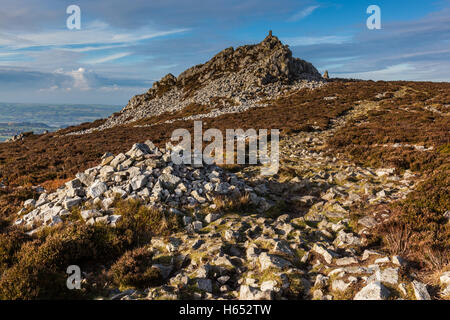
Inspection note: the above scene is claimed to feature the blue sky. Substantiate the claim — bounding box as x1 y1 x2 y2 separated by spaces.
0 0 449 104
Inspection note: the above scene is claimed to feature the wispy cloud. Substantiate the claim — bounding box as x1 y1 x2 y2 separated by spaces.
59 44 130 53
282 35 352 46
337 64 416 81
0 22 190 50
0 0 448 104
84 52 133 65
288 5 319 22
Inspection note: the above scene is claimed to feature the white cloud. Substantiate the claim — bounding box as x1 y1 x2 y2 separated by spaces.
54 67 92 91
288 5 319 22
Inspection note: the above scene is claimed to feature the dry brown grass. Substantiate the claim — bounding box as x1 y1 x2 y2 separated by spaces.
211 193 253 214
380 220 413 256
40 178 72 193
325 81 449 280
0 79 448 296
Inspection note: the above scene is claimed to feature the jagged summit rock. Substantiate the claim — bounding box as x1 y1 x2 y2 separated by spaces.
150 31 320 95
75 33 323 133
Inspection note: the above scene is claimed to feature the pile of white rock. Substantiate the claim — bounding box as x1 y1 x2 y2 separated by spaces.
15 140 269 234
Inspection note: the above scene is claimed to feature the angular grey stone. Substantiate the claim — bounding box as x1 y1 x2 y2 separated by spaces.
24 199 36 208
131 174 148 191
108 215 122 227
197 278 213 293
362 250 381 260
153 264 173 279
224 229 239 241
63 197 82 210
158 173 181 190
260 280 277 292
258 252 292 271
99 166 115 177
126 143 151 158
192 221 203 232
273 240 294 257
76 172 95 187
312 244 335 264
87 181 107 198
314 274 329 288
369 268 399 285
215 182 230 194
205 213 221 224
65 178 82 190
80 209 102 220
412 280 431 300
95 215 109 224
354 282 390 300
334 230 361 247
440 271 450 286
191 190 206 203
392 255 406 266
110 153 127 168
358 216 378 228
332 280 351 292
374 257 390 264
239 285 272 300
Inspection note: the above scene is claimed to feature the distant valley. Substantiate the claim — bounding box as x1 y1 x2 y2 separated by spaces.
0 102 122 141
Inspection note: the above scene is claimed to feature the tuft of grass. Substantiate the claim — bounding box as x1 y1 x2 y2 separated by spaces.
0 223 128 299
114 199 181 246
109 246 163 290
211 193 254 214
0 230 31 273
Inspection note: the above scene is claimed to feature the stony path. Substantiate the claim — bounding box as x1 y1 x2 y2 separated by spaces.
105 99 436 301
18 95 441 300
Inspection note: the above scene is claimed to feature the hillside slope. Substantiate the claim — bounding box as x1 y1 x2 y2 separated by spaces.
0 35 448 300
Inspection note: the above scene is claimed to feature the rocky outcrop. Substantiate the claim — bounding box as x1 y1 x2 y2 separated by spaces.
172 32 320 90
73 33 323 134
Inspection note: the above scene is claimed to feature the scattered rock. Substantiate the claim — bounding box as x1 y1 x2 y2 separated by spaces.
258 252 292 271
412 280 431 300
354 282 390 300
239 285 272 300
